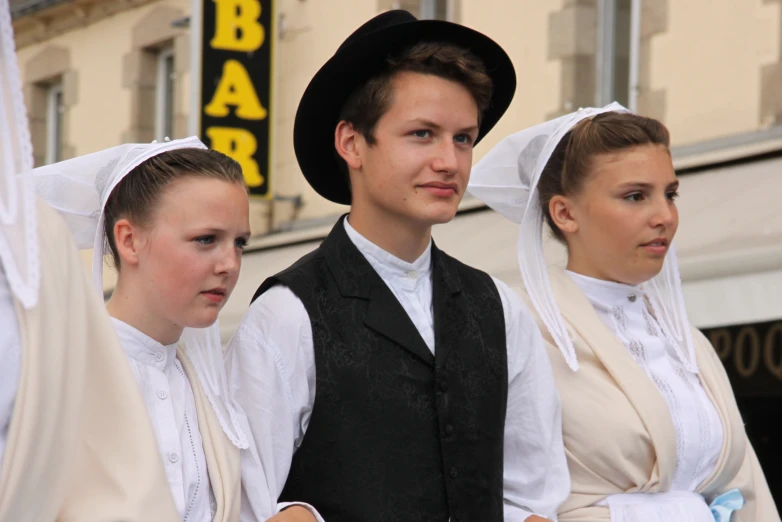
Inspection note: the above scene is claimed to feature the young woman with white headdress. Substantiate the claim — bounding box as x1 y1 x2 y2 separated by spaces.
468 103 779 522
0 0 180 520
30 139 322 522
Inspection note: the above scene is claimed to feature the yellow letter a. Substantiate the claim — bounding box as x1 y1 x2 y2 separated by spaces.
204 60 268 120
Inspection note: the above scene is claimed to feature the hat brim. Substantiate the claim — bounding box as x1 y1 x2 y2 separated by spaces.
293 19 517 205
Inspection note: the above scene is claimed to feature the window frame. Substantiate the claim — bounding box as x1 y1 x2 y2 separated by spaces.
596 0 641 110
392 0 451 21
45 82 63 164
155 46 175 141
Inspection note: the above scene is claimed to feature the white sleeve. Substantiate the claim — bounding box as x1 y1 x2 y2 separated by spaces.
225 285 324 522
494 278 570 522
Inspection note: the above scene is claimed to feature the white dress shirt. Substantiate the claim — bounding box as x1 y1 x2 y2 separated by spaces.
566 271 724 519
0 267 21 475
227 219 570 522
112 318 216 522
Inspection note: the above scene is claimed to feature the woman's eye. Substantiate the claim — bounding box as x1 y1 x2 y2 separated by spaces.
235 238 249 250
412 129 431 138
195 235 215 245
667 190 680 201
624 193 644 202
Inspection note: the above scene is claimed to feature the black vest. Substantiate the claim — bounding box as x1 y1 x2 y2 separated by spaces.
253 217 508 522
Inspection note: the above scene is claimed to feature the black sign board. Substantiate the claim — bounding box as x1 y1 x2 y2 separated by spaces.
200 0 275 198
701 319 782 396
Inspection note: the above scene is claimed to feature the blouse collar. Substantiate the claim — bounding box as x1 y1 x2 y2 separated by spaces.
111 317 179 371
565 270 643 313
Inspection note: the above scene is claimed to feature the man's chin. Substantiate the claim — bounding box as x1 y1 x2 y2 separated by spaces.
429 212 457 225
419 201 460 225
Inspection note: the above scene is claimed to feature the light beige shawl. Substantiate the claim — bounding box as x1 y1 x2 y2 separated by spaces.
523 268 779 522
0 201 181 522
178 347 242 522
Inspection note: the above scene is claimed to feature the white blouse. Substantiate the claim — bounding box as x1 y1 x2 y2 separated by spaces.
566 271 724 493
112 318 215 522
0 267 21 474
227 218 570 522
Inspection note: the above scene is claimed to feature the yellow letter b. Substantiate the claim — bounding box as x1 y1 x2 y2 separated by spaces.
210 0 264 52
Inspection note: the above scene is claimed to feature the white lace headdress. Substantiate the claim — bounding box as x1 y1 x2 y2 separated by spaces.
0 0 39 309
468 103 698 373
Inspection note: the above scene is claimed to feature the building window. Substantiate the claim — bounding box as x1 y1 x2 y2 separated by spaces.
596 0 640 110
155 46 175 141
394 0 449 20
45 82 63 164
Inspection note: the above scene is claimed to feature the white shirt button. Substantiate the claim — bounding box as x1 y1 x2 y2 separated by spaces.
406 270 417 279
168 452 179 463
157 390 168 400
628 294 637 303
154 351 164 362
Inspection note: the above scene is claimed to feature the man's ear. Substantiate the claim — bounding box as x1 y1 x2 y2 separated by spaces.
335 120 362 171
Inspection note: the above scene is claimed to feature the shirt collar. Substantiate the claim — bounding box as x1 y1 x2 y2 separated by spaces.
111 317 179 371
343 217 432 283
565 270 642 312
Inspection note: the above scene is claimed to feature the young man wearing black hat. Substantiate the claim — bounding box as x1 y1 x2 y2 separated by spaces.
227 10 569 522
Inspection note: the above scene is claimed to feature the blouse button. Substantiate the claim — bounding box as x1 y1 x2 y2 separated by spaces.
157 390 168 400
154 352 165 362
168 452 179 463
628 294 637 303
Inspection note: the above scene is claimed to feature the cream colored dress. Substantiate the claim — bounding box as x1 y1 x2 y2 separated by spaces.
0 201 181 522
521 267 779 522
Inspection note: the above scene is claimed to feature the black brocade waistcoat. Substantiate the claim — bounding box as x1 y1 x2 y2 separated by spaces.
252 217 508 522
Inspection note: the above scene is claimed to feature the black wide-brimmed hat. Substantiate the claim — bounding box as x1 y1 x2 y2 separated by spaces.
293 10 517 205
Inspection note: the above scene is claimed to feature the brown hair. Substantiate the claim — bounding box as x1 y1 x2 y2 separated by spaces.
340 41 493 143
537 111 671 242
336 41 493 185
103 148 244 269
